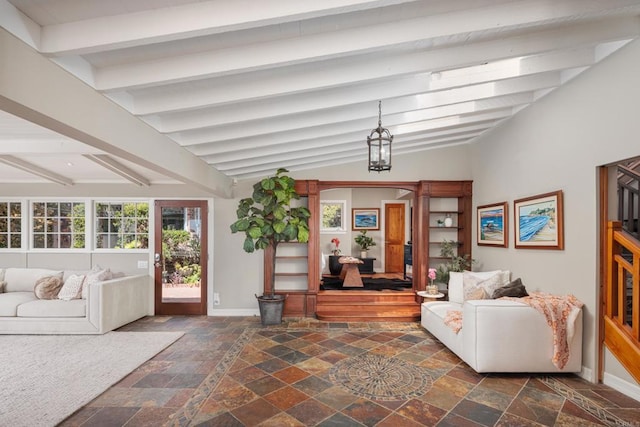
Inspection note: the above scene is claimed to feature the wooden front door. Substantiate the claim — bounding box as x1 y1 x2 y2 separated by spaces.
154 200 208 315
385 203 405 273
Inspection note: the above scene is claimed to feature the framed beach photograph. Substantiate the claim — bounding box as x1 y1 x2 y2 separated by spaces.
477 202 508 247
352 208 380 230
514 190 564 250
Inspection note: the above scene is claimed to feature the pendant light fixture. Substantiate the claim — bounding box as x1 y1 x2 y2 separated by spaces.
367 100 393 172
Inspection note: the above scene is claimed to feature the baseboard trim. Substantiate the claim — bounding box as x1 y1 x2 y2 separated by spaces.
207 308 260 317
603 372 640 401
578 366 593 382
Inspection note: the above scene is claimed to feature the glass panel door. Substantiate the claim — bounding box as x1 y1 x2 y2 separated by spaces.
154 200 207 315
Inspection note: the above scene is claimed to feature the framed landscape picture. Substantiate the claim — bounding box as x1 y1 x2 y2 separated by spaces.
352 208 380 230
477 202 508 247
320 200 346 233
514 190 564 250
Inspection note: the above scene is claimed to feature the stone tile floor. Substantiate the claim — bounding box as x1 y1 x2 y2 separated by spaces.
60 316 640 426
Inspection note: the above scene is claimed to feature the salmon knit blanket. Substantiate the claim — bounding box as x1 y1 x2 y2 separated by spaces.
443 292 583 369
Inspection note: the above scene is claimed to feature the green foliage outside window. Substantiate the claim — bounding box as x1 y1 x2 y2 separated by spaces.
0 202 21 249
95 202 149 249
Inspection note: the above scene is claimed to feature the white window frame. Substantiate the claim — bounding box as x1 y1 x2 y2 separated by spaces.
93 200 150 252
0 199 26 251
29 199 90 252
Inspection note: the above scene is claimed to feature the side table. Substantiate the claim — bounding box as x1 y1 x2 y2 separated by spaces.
416 290 448 302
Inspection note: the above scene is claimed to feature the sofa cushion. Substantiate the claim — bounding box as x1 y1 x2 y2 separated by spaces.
0 292 38 316
492 278 529 298
34 276 64 299
462 272 504 301
17 299 86 318
4 268 64 293
58 274 85 301
449 270 510 304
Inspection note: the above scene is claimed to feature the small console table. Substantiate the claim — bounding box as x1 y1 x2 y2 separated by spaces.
357 257 376 274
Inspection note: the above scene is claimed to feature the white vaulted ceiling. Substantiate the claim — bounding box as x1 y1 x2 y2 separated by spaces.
1 0 640 193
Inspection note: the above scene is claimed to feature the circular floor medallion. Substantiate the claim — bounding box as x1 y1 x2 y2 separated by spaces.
329 353 432 401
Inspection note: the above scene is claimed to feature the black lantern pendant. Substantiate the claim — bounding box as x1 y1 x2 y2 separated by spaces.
367 100 393 172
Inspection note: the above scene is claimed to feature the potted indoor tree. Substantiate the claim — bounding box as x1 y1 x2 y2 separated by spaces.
230 168 310 325
354 230 376 258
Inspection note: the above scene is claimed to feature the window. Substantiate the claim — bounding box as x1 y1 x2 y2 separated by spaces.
0 201 22 249
32 201 86 249
95 202 149 249
320 200 346 233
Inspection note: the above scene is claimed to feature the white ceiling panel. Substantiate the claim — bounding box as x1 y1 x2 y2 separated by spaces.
1 0 640 186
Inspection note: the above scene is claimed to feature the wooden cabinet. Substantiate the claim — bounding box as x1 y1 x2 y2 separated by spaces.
416 180 472 292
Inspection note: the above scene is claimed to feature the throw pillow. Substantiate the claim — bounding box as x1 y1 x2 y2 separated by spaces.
58 274 86 301
0 268 5 281
34 275 64 299
0 280 6 293
82 268 112 299
492 278 529 298
462 271 503 301
448 272 465 304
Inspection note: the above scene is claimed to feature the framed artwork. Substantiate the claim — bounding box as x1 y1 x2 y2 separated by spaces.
477 202 508 247
352 208 380 230
320 200 346 233
514 190 564 250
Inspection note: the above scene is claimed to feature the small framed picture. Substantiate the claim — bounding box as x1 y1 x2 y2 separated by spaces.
352 208 380 230
320 200 346 233
514 190 564 250
477 202 508 247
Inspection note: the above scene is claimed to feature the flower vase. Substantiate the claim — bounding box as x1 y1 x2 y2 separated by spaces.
444 214 453 227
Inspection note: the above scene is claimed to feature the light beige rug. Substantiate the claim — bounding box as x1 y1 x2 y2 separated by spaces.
0 331 183 427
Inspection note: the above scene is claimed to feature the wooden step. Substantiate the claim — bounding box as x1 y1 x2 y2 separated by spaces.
316 290 420 322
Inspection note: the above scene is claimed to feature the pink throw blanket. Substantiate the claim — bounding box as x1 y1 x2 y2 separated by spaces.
502 292 583 369
444 310 463 334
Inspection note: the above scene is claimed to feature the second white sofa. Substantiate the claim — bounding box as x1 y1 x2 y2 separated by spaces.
421 270 583 373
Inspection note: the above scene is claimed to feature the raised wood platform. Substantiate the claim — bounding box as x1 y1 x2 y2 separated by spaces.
316 290 420 322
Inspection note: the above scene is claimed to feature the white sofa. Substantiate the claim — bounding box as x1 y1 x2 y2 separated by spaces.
0 267 150 334
421 271 583 373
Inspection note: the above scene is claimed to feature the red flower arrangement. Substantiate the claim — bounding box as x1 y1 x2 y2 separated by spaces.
331 237 341 256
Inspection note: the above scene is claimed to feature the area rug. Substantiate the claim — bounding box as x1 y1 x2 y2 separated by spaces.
321 277 412 291
0 331 184 427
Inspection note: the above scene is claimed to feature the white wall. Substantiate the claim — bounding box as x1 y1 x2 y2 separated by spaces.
212 144 474 315
470 38 640 384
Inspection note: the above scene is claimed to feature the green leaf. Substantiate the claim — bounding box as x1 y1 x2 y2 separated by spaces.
273 220 286 233
273 189 287 203
233 218 250 231
248 226 262 239
261 224 274 236
243 237 255 253
256 237 270 250
276 176 289 190
273 206 286 220
297 227 309 243
283 223 297 240
259 194 274 207
261 178 275 190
